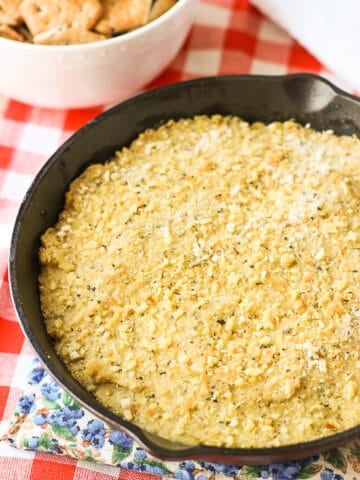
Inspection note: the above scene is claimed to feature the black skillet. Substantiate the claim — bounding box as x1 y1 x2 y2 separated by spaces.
9 74 360 465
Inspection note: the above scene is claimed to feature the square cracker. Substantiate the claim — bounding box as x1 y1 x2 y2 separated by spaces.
20 0 103 36
0 0 23 26
34 26 107 45
95 0 152 35
149 0 177 21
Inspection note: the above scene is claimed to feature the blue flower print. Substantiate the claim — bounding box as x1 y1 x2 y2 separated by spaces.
40 381 61 401
55 411 75 427
199 461 242 476
174 461 202 480
28 436 39 449
18 394 36 414
91 433 105 448
46 411 58 424
48 438 62 455
82 419 106 448
265 458 320 480
120 461 139 471
109 430 134 448
320 469 344 480
174 468 195 480
134 448 147 460
63 405 84 420
179 461 196 472
34 413 47 426
28 367 46 385
43 406 83 437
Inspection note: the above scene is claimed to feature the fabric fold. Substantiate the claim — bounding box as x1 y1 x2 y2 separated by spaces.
251 0 360 93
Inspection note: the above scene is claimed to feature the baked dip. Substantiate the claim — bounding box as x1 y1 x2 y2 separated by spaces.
39 115 360 448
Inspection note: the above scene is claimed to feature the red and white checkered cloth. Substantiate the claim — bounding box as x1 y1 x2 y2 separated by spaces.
0 1 357 479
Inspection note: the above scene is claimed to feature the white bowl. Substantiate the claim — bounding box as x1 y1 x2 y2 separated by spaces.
0 0 198 109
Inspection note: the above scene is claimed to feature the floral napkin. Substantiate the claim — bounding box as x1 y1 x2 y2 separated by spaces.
2 357 360 480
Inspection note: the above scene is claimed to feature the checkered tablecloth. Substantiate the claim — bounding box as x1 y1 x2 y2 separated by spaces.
0 1 358 479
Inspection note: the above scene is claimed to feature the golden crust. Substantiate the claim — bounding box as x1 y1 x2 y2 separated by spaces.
0 0 23 26
0 0 177 44
0 22 24 41
149 0 177 21
39 116 360 448
34 25 107 45
20 0 103 36
94 0 152 35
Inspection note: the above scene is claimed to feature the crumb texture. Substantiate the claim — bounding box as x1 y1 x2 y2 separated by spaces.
0 0 177 44
39 116 360 448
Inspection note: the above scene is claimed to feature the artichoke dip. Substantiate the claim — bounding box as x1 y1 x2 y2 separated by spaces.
39 115 360 448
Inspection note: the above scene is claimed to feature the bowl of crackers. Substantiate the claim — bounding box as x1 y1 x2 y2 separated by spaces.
0 0 198 108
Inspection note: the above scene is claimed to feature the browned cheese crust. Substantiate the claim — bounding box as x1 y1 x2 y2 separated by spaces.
39 116 360 448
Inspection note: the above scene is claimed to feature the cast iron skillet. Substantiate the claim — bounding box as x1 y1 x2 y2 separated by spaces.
9 74 360 465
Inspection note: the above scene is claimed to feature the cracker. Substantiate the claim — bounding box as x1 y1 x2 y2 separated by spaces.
0 0 23 26
20 0 103 36
149 0 177 21
16 24 33 42
34 25 107 45
0 22 24 41
95 0 152 35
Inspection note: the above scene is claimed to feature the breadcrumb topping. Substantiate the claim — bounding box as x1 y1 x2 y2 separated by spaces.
39 116 360 448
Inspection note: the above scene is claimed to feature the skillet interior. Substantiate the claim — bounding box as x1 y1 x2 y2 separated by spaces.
9 74 360 464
